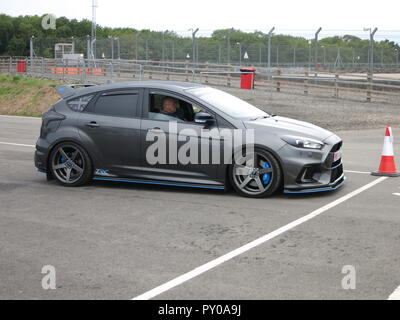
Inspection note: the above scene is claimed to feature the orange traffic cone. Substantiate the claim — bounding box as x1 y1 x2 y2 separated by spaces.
371 125 400 177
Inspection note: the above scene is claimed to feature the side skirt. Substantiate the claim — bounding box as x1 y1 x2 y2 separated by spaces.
92 176 226 191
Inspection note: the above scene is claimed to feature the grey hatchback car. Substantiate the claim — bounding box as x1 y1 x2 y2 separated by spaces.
35 81 345 198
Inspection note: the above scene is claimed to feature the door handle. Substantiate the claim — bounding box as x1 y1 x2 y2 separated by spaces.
147 128 163 133
85 121 99 128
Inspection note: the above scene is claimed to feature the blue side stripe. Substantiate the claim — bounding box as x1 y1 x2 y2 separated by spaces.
93 177 225 190
284 179 345 194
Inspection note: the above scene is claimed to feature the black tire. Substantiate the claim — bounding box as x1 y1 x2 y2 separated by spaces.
229 148 282 198
49 142 93 187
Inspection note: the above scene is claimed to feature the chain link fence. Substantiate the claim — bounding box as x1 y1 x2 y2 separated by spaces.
30 35 400 72
2 55 400 105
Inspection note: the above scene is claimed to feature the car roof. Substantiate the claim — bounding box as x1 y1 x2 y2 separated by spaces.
64 81 207 99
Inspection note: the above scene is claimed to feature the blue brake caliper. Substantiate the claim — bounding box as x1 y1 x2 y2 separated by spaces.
60 152 71 164
261 161 271 185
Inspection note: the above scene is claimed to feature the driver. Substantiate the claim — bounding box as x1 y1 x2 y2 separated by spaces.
160 97 185 120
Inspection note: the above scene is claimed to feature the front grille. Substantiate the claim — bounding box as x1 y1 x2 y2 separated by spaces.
329 140 343 182
327 141 343 168
296 165 321 183
330 164 343 183
332 158 341 169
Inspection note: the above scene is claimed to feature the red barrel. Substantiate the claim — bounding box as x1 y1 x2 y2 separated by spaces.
240 67 256 89
17 61 26 73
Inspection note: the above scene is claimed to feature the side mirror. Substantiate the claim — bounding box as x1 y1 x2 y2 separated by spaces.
194 112 214 125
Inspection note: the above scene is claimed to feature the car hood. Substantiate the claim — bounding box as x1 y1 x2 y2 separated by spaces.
243 116 334 141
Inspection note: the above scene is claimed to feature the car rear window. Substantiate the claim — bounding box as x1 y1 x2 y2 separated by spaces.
67 95 94 112
93 92 139 118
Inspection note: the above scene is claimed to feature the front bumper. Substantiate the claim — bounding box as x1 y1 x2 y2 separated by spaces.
280 135 346 194
283 173 345 194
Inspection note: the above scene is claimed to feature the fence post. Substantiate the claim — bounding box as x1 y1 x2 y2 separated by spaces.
185 64 189 82
110 62 113 81
9 57 12 74
276 69 281 92
334 73 339 98
304 71 309 95
227 72 231 87
366 72 372 102
132 62 136 79
62 60 66 81
205 62 209 84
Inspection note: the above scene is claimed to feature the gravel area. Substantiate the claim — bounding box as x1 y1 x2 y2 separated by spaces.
219 86 400 131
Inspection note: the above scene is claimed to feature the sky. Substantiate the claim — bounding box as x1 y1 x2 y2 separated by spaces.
1 0 399 41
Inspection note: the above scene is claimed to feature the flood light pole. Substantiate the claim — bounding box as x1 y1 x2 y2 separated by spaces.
237 42 242 66
90 0 98 60
71 36 75 54
30 36 34 61
115 37 120 59
267 27 275 69
190 28 199 64
227 28 233 65
364 27 378 73
314 27 322 71
136 33 140 61
108 36 114 60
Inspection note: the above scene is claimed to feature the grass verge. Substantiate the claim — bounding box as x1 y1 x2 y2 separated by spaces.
0 75 61 117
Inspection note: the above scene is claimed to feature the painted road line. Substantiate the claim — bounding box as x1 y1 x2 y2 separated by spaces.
388 285 400 300
344 170 371 174
393 193 400 197
0 115 41 120
132 177 388 300
0 141 35 148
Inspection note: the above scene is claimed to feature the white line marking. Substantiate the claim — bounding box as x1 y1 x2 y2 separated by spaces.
0 115 41 120
388 285 400 300
132 177 388 300
393 193 400 197
344 170 371 174
0 141 35 148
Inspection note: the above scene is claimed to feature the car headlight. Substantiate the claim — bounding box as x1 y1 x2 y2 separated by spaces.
281 135 324 150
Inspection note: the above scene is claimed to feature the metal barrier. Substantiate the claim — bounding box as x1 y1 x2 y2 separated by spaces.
1 56 400 103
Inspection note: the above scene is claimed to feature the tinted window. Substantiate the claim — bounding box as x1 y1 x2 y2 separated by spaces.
94 92 138 117
188 87 268 119
67 95 94 112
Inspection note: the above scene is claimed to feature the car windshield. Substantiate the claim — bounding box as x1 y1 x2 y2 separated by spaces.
187 87 269 119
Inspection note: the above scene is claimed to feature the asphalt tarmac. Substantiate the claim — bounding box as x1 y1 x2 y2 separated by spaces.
0 115 399 299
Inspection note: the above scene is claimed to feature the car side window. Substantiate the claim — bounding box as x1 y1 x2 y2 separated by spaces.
93 91 138 118
67 95 94 112
148 93 206 123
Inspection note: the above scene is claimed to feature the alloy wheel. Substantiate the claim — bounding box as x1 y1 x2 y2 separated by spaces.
51 145 85 184
232 151 274 196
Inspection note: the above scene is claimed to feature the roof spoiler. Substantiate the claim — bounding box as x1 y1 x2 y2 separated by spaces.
55 84 97 99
